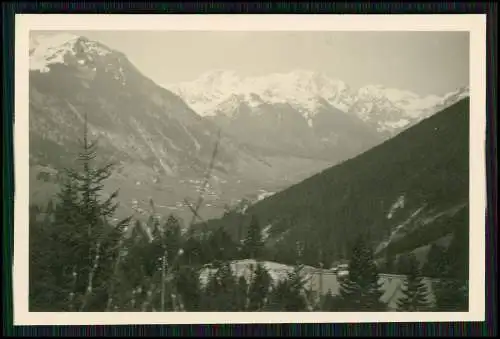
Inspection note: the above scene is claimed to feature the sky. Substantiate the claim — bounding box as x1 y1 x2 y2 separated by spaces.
38 30 469 96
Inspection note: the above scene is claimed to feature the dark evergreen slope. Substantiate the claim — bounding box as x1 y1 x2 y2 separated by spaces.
202 98 470 267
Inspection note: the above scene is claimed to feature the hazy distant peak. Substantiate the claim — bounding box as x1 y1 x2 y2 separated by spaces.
164 69 354 118
198 69 240 79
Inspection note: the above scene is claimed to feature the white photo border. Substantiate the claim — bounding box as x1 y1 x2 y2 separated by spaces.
14 14 487 325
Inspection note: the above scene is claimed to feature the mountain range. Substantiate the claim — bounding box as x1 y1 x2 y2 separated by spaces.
28 33 469 230
164 69 469 136
164 69 468 164
28 34 329 222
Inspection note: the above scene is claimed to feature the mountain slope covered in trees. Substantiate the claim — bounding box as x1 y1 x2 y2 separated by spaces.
201 98 470 268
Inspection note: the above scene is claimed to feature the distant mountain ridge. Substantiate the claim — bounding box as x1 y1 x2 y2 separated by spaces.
164 70 469 136
28 34 336 222
28 33 470 232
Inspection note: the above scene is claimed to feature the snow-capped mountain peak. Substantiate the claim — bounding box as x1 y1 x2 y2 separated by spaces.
30 33 115 73
198 69 241 84
248 70 353 114
167 70 469 135
165 69 353 119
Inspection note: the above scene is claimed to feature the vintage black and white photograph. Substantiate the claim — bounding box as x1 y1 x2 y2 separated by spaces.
15 14 486 324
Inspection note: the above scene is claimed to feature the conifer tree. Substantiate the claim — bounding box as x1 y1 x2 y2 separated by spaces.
422 244 448 278
287 264 309 311
46 198 55 214
32 113 130 311
264 279 289 311
338 235 386 311
242 215 264 259
114 220 149 310
175 266 202 311
202 270 218 310
181 236 203 266
208 227 238 264
235 275 250 311
202 262 239 311
163 215 183 268
395 253 413 276
433 271 469 311
396 253 430 312
433 228 469 311
247 263 272 311
383 249 396 274
320 289 342 311
266 264 308 311
29 204 57 310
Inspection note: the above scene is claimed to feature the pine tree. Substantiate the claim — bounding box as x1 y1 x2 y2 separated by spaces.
395 253 413 276
338 235 386 311
235 275 250 311
422 244 448 278
266 263 308 311
320 289 342 311
247 263 272 311
242 215 264 259
433 228 469 311
181 236 203 266
174 266 202 311
433 274 469 311
264 279 289 311
119 219 162 311
287 264 309 311
31 113 130 311
383 249 396 274
163 215 183 267
202 262 239 311
46 198 55 214
208 227 238 264
200 270 217 311
29 204 58 310
396 253 430 311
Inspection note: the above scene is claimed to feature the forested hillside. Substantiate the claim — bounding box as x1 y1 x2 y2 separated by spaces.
201 98 469 269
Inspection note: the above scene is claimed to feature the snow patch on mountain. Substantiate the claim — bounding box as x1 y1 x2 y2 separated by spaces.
387 195 405 220
30 33 113 73
376 206 426 254
261 224 272 241
30 33 80 72
257 191 276 201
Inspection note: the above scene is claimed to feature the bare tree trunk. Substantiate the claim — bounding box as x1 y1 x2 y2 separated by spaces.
68 266 78 311
80 241 101 311
105 238 125 311
141 282 156 312
161 249 167 312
